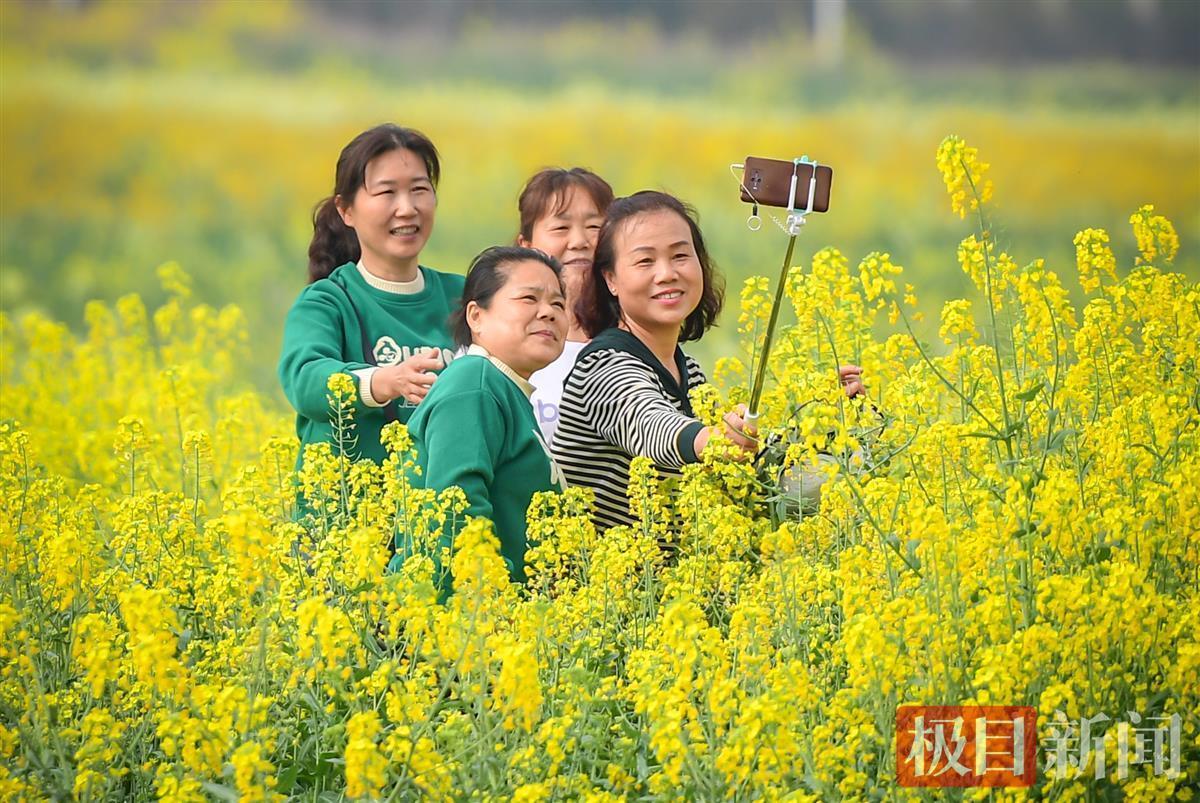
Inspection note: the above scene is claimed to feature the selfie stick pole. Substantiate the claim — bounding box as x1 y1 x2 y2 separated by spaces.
744 157 817 434
745 233 795 435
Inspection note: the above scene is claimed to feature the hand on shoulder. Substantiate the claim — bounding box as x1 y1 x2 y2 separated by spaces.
371 351 445 404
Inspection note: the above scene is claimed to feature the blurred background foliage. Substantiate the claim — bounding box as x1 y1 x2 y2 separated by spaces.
1 0 1197 390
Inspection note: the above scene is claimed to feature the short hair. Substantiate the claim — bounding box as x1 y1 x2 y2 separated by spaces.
516 167 614 242
450 246 565 349
575 190 724 342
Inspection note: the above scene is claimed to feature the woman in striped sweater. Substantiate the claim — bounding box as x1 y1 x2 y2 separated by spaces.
551 191 757 531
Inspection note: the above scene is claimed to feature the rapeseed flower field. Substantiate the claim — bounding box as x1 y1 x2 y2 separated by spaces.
1 137 1196 800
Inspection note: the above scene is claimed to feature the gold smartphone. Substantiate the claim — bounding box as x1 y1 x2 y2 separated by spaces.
740 156 833 213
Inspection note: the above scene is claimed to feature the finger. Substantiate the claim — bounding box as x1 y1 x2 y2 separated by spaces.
723 412 751 433
729 431 757 450
410 352 445 370
410 372 437 387
717 422 756 452
839 364 864 377
844 380 864 398
724 419 758 446
840 372 861 384
406 385 431 402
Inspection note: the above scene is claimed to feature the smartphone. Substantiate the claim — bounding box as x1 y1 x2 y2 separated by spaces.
740 156 833 213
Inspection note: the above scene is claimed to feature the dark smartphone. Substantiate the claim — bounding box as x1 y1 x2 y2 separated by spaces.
740 156 833 213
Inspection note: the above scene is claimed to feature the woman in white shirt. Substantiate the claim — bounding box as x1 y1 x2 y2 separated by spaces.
515 168 614 444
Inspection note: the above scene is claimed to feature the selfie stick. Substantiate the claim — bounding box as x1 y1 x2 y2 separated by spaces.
744 156 820 432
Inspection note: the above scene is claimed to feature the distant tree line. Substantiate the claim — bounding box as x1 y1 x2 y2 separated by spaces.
311 0 1198 66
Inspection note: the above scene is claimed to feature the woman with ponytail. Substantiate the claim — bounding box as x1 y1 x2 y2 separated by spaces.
278 124 464 467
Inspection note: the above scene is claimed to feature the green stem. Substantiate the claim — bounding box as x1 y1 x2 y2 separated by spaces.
963 160 1016 463
896 305 1003 437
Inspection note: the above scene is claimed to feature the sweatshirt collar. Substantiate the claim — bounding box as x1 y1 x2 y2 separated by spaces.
356 260 426 294
466 344 535 399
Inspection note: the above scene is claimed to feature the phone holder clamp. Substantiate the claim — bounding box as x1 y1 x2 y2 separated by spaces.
784 155 820 235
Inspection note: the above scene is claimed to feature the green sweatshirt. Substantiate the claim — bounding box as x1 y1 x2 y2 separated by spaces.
391 347 566 587
278 263 464 465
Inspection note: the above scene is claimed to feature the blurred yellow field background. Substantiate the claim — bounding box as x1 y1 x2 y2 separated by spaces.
2 0 1198 385
3 4 1199 799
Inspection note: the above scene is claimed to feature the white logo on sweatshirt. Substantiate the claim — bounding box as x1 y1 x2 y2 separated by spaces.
373 337 455 368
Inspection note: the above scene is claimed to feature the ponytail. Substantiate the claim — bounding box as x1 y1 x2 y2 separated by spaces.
306 124 441 285
308 198 361 282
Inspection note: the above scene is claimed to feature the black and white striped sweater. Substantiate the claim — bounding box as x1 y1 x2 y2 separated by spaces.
551 327 707 531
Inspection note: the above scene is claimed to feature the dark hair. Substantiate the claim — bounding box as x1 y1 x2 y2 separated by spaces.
450 246 565 349
307 124 441 283
517 167 614 242
575 190 724 342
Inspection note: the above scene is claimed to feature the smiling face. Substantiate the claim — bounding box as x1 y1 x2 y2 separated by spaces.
519 187 604 313
336 147 436 275
604 209 704 337
467 259 567 378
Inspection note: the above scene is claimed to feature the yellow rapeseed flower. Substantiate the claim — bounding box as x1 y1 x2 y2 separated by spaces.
1129 204 1179 265
937 135 994 219
1073 227 1118 293
344 712 387 799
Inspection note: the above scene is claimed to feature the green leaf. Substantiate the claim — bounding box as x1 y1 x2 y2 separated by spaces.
1003 419 1027 439
200 782 239 802
1012 520 1038 540
276 762 301 794
1015 383 1042 402
905 539 923 572
1046 428 1078 453
176 628 192 653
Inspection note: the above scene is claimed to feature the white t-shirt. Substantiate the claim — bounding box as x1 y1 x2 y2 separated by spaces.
529 340 586 445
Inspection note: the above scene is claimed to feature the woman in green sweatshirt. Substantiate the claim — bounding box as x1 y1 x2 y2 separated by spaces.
392 246 568 589
278 124 464 466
